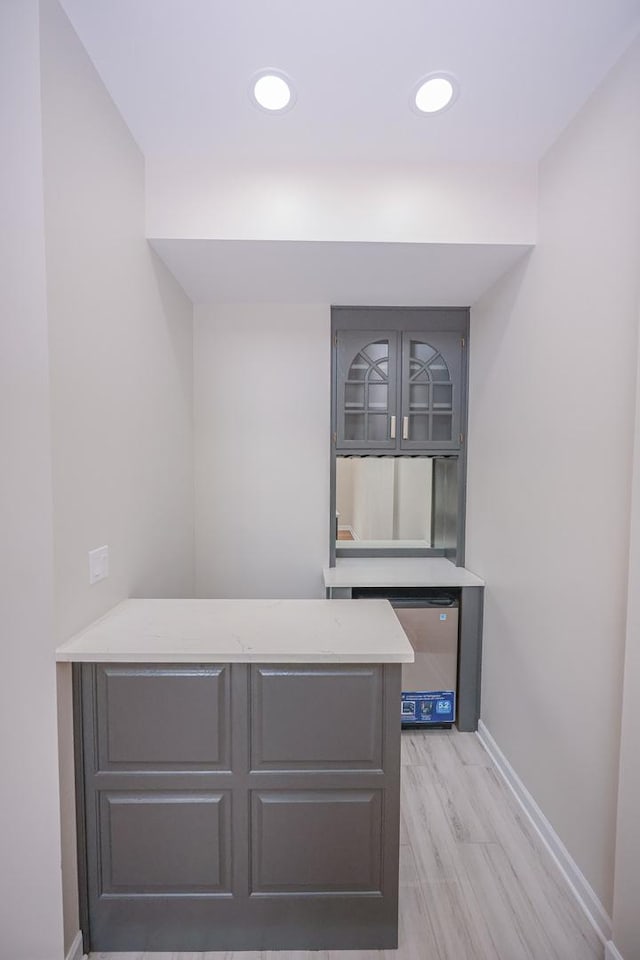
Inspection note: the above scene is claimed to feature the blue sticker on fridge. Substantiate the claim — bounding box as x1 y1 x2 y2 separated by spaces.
401 691 455 724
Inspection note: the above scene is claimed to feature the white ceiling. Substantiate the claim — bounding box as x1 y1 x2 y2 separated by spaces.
58 0 639 304
149 239 532 306
60 0 640 166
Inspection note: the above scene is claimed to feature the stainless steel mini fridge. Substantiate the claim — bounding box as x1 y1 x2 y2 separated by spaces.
394 595 458 725
353 588 459 726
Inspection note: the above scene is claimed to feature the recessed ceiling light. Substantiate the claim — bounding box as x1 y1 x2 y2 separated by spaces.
251 70 295 113
412 73 458 114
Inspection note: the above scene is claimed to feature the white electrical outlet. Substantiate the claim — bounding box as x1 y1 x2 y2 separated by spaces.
88 545 109 585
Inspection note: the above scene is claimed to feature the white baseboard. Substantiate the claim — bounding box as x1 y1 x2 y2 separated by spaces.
476 720 612 945
605 940 624 960
65 930 85 960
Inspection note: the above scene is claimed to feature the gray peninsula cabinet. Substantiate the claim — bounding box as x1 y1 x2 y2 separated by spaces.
58 598 413 953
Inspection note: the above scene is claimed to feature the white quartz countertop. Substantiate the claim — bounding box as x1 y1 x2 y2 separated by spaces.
323 557 485 588
55 598 415 664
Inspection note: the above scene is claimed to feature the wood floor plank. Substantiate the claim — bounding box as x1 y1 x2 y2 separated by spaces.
401 727 449 766
89 729 604 960
458 841 559 960
399 841 421 886
449 730 493 767
401 763 460 881
390 880 444 960
403 746 497 846
464 763 603 960
419 877 500 960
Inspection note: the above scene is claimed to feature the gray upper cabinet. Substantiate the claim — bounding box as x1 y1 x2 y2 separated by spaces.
336 328 463 453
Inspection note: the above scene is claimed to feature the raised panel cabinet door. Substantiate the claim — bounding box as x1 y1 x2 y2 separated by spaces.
99 791 232 894
250 789 383 894
336 330 400 451
400 331 463 451
96 664 231 770
250 665 383 770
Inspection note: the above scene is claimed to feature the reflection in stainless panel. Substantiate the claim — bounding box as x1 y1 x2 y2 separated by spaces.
432 458 458 552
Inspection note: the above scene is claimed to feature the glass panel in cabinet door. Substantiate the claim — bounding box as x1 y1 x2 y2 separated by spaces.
409 415 429 443
367 383 388 411
432 383 453 410
368 414 390 442
427 358 450 381
344 383 365 410
409 383 429 411
363 341 389 363
346 356 368 380
411 342 437 365
344 414 366 442
410 363 429 382
368 363 387 382
432 414 453 443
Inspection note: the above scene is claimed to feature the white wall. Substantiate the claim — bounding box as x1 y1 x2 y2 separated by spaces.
194 304 330 598
0 2 65 957
611 296 640 959
467 33 640 915
147 157 537 246
40 0 195 645
38 1 195 951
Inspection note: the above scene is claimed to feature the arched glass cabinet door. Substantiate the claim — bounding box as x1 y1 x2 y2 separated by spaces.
336 331 399 450
400 332 462 450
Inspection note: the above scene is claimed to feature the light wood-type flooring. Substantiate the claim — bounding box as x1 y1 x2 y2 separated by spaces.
90 729 604 960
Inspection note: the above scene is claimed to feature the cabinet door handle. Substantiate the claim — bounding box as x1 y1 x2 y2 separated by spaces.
390 416 396 439
402 416 409 440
